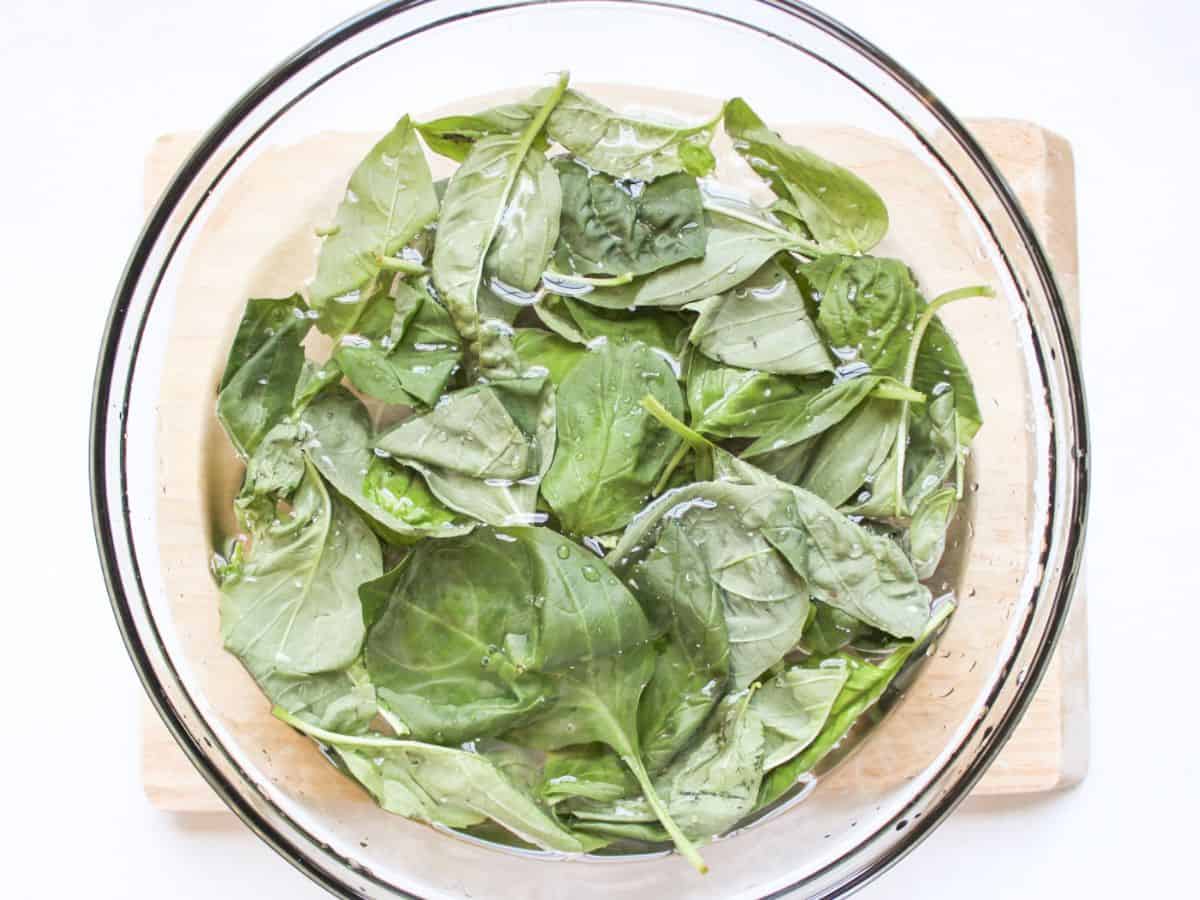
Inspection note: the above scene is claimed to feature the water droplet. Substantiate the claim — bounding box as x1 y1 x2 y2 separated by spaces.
555 544 571 560
581 565 601 582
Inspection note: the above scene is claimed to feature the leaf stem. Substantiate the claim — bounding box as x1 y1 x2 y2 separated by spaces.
542 270 635 290
699 197 823 258
653 441 692 496
377 255 427 275
273 706 414 750
641 395 714 483
621 752 708 874
893 285 994 517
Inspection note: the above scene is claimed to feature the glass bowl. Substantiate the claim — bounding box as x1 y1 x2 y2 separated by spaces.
90 1 1089 897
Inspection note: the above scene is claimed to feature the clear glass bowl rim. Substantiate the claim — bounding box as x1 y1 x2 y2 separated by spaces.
89 1 1091 897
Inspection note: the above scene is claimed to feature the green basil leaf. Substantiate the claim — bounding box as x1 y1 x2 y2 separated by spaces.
485 149 562 292
541 745 639 805
802 603 868 656
686 257 832 375
913 313 983 448
742 374 883 458
686 351 823 440
908 486 957 579
570 211 802 310
761 482 931 638
724 98 888 254
803 254 919 377
534 294 689 358
334 279 463 407
416 104 540 162
610 481 811 688
513 327 588 386
219 460 382 675
274 709 591 853
300 387 470 542
799 397 900 508
752 663 850 770
432 78 567 377
308 117 439 336
629 519 731 772
553 157 707 277
374 377 555 527
757 603 953 806
543 89 720 180
216 295 311 458
542 340 684 535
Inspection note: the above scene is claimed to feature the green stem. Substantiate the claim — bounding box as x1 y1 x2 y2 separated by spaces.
893 285 994 517
871 380 926 404
653 441 691 496
542 270 635 290
291 359 343 415
620 752 708 874
641 395 712 453
273 706 414 750
377 255 426 275
700 198 823 258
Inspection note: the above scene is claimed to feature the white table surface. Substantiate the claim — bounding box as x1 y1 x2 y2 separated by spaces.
3 0 1193 896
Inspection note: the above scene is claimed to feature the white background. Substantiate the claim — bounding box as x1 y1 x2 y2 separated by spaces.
1 0 1194 896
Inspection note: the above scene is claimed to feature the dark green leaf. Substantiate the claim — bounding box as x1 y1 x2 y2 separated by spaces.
540 745 638 805
416 104 539 163
686 350 825 441
553 157 707 277
534 294 689 358
543 340 684 535
757 603 953 806
513 327 587 386
742 374 883 458
752 663 850 769
571 211 802 310
908 487 957 579
803 254 919 377
216 295 311 458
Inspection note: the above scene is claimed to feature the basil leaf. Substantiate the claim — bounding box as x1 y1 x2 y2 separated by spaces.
334 279 462 407
543 88 720 180
799 397 900 508
309 117 439 336
629 519 731 773
534 293 689 358
432 77 568 377
233 421 306 530
363 532 554 742
542 340 684 535
803 603 868 656
757 603 953 806
553 157 707 277
570 211 802 310
908 486 957 579
299 387 469 542
803 254 920 377
571 691 764 843
611 481 811 688
724 98 888 253
686 257 833 375
374 377 555 527
513 327 587 386
913 313 983 449
416 104 539 163
275 710 592 853
742 374 884 458
541 745 639 805
686 350 823 440
762 483 931 638
216 295 311 458
219 461 381 676
485 149 562 292
752 663 850 769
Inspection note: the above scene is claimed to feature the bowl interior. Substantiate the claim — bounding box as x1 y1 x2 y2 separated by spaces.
97 2 1086 898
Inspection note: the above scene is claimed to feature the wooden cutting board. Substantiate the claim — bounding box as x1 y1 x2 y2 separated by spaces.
139 103 1088 813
